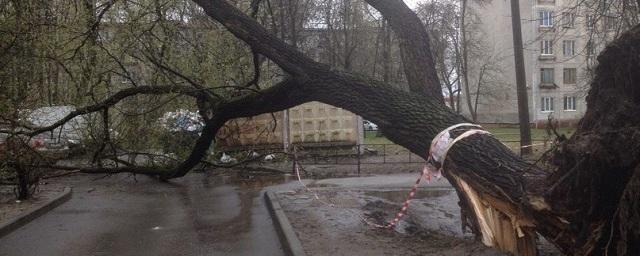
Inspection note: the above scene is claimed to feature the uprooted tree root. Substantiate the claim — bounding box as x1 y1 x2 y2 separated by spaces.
543 25 640 255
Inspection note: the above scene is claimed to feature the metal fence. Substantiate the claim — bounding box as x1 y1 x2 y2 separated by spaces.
221 143 424 176
293 143 423 165
221 136 556 176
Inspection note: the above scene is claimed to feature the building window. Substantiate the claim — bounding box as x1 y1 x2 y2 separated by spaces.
563 68 577 84
587 56 597 67
563 96 576 111
539 11 554 27
541 40 554 55
586 15 594 29
541 97 554 112
604 16 617 30
586 41 596 56
562 40 575 56
541 68 555 85
562 12 575 28
537 0 556 4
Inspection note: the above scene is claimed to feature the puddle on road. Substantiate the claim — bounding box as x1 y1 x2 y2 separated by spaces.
364 189 453 202
361 189 463 237
177 172 293 254
199 171 293 190
224 174 291 189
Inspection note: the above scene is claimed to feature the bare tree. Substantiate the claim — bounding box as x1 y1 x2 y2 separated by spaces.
416 0 505 117
416 0 461 111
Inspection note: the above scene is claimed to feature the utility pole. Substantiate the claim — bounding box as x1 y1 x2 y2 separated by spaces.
509 0 532 155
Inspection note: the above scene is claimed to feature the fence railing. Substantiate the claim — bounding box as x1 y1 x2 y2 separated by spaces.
293 144 423 165
222 143 423 176
221 137 556 176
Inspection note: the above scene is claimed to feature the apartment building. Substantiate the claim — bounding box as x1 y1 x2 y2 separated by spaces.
216 102 363 149
464 0 621 126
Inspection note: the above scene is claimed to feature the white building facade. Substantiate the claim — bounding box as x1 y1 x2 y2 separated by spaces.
464 0 618 126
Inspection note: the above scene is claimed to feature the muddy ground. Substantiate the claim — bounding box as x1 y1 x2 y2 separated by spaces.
274 175 562 256
0 182 65 223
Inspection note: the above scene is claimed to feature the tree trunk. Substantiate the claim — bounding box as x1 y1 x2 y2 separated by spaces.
16 165 29 200
459 0 476 122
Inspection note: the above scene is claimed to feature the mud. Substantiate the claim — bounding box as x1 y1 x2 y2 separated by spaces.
277 188 505 256
274 173 563 255
0 183 65 223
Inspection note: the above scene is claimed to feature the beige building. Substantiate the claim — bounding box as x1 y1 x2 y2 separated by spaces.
464 0 619 126
216 102 363 149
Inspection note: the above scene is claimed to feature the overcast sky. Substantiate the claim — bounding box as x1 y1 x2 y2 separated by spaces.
404 0 423 9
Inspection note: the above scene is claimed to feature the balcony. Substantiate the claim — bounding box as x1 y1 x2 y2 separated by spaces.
538 54 556 61
539 83 558 89
538 26 555 33
537 0 555 5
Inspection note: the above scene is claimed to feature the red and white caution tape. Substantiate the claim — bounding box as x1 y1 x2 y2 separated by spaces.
379 123 491 229
378 162 437 228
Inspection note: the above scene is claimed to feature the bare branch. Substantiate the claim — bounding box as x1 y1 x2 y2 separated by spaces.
192 0 320 77
0 85 207 137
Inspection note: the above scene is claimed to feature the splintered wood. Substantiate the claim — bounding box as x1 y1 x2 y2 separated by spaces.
452 174 537 256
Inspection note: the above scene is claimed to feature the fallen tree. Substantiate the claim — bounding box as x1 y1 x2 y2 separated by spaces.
183 1 640 254
3 0 639 254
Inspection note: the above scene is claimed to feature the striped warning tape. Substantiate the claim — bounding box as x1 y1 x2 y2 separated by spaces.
367 123 489 229
379 162 435 229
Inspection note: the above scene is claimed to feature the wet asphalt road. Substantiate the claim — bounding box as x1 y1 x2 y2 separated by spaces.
0 172 288 256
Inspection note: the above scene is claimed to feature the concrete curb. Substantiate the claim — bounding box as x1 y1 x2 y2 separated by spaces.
0 187 72 238
264 191 307 256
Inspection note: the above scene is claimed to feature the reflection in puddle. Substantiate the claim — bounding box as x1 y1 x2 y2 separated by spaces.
362 189 463 237
178 172 292 247
201 172 292 189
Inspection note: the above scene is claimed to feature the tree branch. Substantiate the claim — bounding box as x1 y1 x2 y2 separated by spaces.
0 85 207 137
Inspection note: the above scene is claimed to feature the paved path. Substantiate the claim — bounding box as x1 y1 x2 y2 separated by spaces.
0 173 287 256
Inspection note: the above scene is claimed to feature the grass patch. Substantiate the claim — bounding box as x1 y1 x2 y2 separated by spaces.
359 126 575 160
487 127 574 142
363 127 575 149
363 130 392 144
